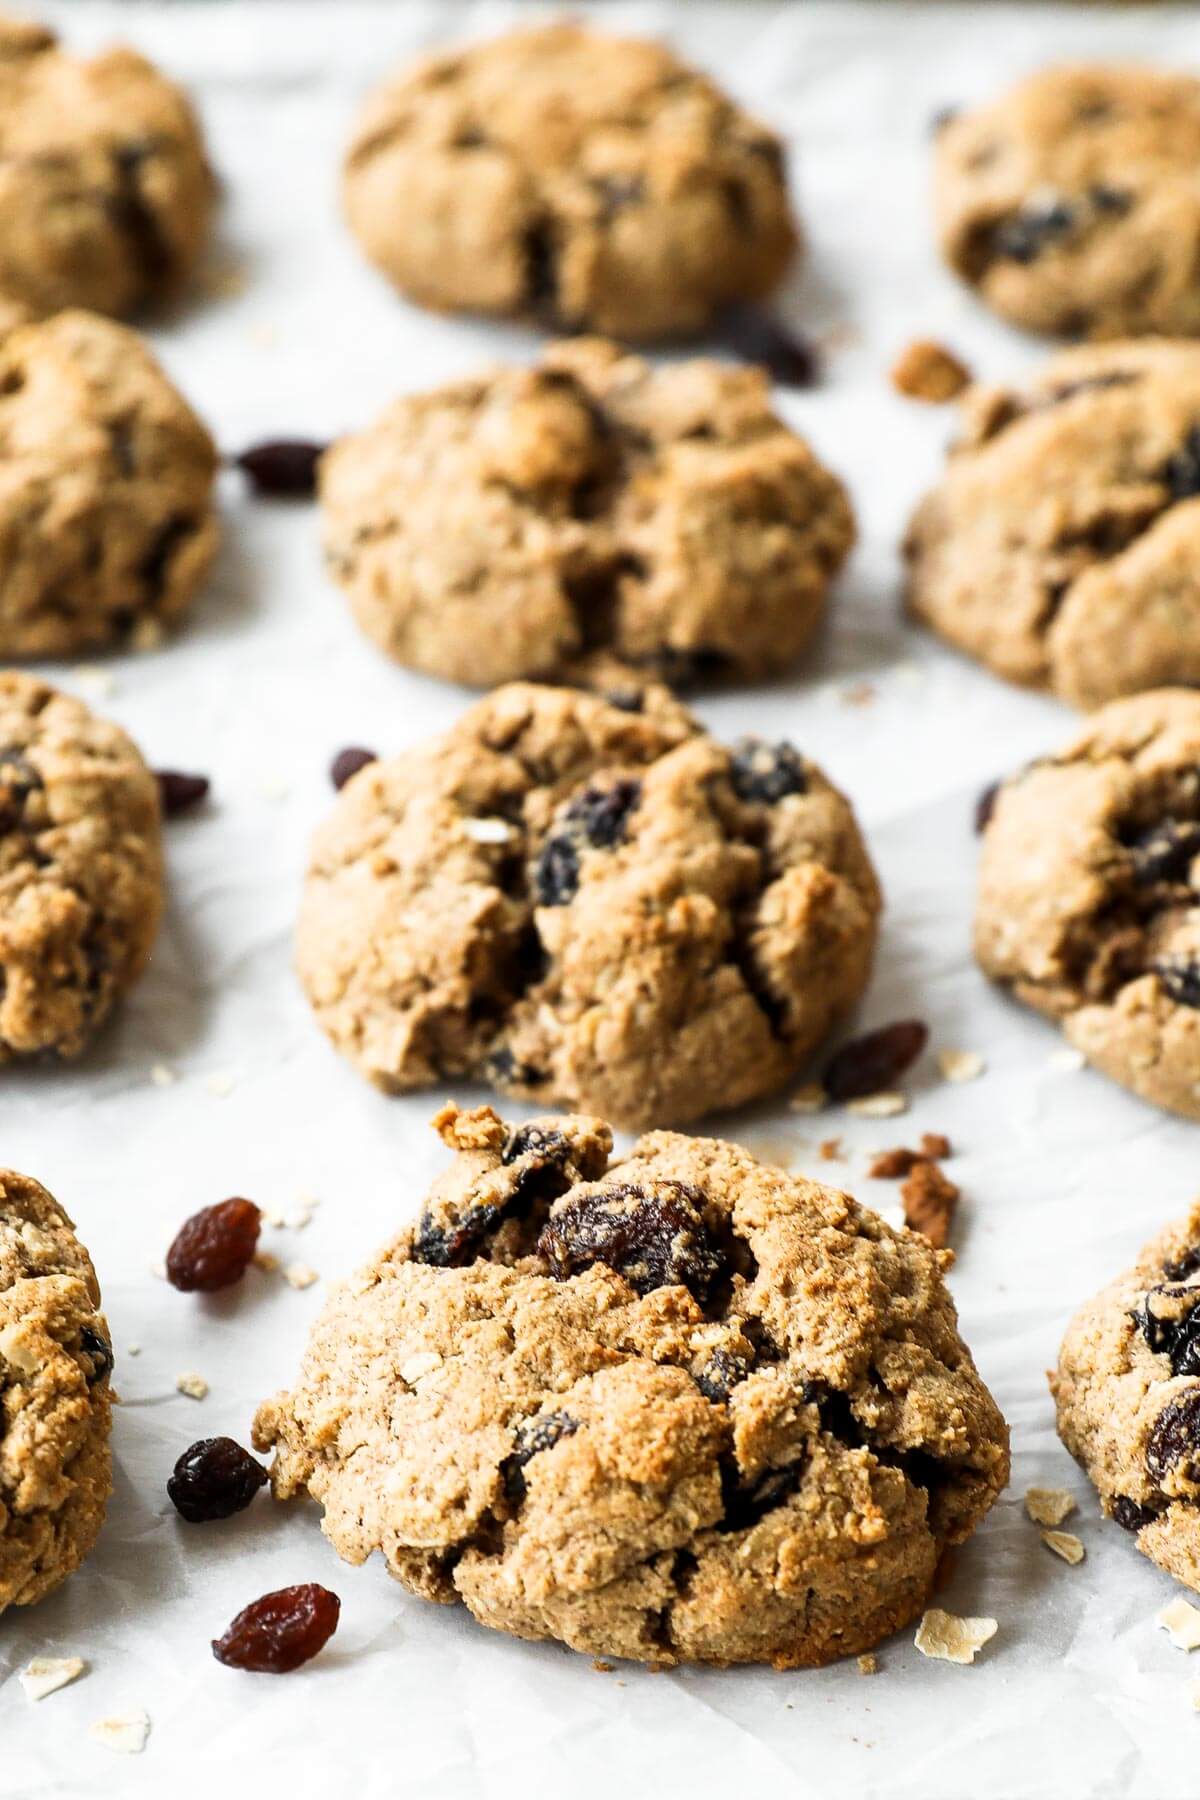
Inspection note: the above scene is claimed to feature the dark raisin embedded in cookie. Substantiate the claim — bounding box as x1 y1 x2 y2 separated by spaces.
1146 1386 1200 1486
718 1456 805 1532
729 738 808 804
501 1411 579 1503
1110 1495 1159 1532
563 778 641 848
1155 956 1200 1009
78 1325 113 1385
1134 1283 1200 1376
1123 818 1200 885
991 196 1077 265
694 1348 750 1404
538 1180 724 1300
533 835 580 907
1165 427 1200 502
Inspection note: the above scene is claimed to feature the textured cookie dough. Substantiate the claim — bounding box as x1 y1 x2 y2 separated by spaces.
342 22 796 341
0 308 219 656
0 12 214 319
905 340 1200 709
255 1104 1009 1668
1055 1202 1200 1591
976 689 1200 1119
296 676 881 1129
0 672 163 1060
321 337 854 688
935 65 1200 339
0 1169 112 1612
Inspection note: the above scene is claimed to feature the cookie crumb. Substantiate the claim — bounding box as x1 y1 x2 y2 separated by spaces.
840 681 876 708
149 1062 176 1088
891 338 971 403
126 1342 141 1357
205 1070 236 1097
20 1656 85 1701
176 1372 209 1401
938 1048 985 1084
1158 1597 1200 1650
283 1262 318 1290
914 1608 997 1664
70 664 115 699
593 1659 615 1674
253 1250 280 1274
818 1136 843 1162
89 1710 150 1754
789 1083 827 1114
868 1137 951 1178
901 1160 960 1249
1048 1047 1086 1073
856 1652 878 1676
1041 1529 1085 1565
1025 1487 1077 1528
1190 1678 1200 1711
847 1091 908 1118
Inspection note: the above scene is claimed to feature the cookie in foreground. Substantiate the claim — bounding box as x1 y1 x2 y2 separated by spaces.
0 672 164 1059
296 673 880 1129
975 688 1200 1119
1055 1202 1200 1590
0 11 214 318
255 1104 1009 1668
905 339 1200 709
935 64 1200 340
341 21 795 342
0 1170 113 1613
320 337 853 688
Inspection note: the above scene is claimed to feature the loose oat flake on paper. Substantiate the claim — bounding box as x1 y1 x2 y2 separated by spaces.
1025 1487 1078 1528
19 1657 85 1701
89 1710 150 1754
1158 1598 1200 1651
914 1609 998 1665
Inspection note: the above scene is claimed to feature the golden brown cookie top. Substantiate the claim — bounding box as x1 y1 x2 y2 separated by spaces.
0 1168 113 1613
342 23 796 340
255 1105 1008 1668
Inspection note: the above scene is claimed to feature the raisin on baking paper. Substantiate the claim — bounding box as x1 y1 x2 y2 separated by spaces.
168 1437 269 1523
330 747 377 790
165 1198 261 1292
212 1583 340 1673
823 1020 928 1101
156 770 210 817
538 1180 723 1300
234 440 327 498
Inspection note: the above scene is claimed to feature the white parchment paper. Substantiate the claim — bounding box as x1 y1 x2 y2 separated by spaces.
5 3 1200 1794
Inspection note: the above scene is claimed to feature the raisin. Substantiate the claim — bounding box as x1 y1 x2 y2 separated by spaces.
156 770 210 817
234 440 327 498
524 218 560 314
717 1456 804 1532
1134 1283 1200 1375
1111 1494 1158 1532
694 1348 749 1404
823 1019 928 1102
1164 427 1200 501
592 174 644 220
411 1201 500 1269
108 140 173 289
212 1583 340 1673
992 196 1076 263
165 1198 261 1293
729 738 807 804
330 746 377 790
604 688 644 714
168 1436 269 1522
718 305 820 387
140 515 194 602
501 1411 579 1503
0 747 42 831
1122 817 1200 885
1090 183 1132 215
974 779 1000 834
538 1180 723 1300
533 835 579 906
1156 956 1200 1008
501 1124 568 1166
1165 1245 1200 1282
79 1325 113 1384
1146 1387 1200 1486
564 778 641 848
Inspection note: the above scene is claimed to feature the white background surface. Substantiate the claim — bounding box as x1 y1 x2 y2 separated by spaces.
4 3 1200 1795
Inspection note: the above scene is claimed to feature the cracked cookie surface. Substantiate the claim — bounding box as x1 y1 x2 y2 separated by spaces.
905 340 1200 708
0 309 219 656
1055 1203 1200 1591
342 22 796 342
976 689 1200 1118
255 1104 1009 1668
0 12 214 319
0 1169 112 1612
296 675 880 1129
321 338 853 688
935 64 1200 339
0 672 163 1060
